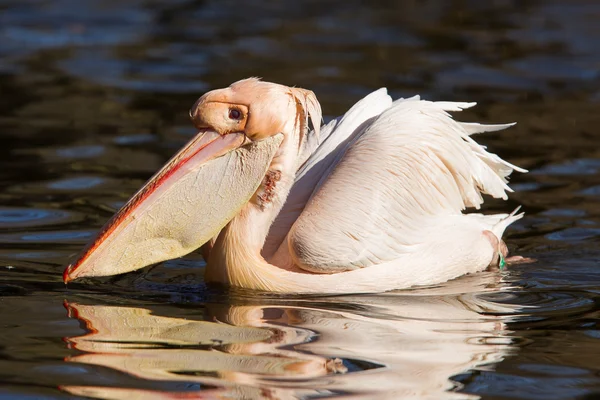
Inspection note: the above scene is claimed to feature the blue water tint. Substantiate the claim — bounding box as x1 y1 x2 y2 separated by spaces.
113 134 156 145
7 251 65 260
511 182 544 192
59 48 210 93
518 363 588 376
106 201 127 211
55 145 105 159
579 185 600 196
546 228 600 242
0 230 94 245
508 57 599 82
0 0 150 64
19 230 93 243
534 159 600 176
34 364 90 375
48 176 105 190
540 209 587 218
437 65 537 92
172 126 198 138
3 26 138 49
0 207 83 229
0 392 62 400
460 371 593 400
505 3 600 60
584 330 600 339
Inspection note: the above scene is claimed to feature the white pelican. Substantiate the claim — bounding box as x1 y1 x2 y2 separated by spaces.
63 78 526 293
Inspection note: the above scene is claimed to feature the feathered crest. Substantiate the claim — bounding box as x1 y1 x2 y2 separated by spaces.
289 87 322 143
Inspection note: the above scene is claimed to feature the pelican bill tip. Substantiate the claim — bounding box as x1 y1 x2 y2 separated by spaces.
63 264 74 284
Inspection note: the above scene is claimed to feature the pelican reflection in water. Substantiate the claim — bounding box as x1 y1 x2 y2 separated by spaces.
62 273 520 399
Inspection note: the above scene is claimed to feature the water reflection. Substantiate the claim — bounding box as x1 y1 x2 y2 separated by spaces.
62 273 519 399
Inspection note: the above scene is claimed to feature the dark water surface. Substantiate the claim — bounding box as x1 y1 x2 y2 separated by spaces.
1 1 600 399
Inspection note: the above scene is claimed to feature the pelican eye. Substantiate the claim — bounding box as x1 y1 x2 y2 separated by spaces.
229 108 243 120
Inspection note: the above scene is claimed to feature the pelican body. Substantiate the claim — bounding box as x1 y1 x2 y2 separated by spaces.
63 78 525 294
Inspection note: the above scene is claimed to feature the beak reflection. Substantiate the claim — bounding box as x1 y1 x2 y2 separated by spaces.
61 273 518 399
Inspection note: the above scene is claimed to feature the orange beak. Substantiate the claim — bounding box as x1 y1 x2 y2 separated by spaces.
63 130 283 283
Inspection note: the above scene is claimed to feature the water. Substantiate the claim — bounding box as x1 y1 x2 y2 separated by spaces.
1 0 599 398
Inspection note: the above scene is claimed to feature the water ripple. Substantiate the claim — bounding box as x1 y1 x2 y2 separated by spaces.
0 207 84 229
579 185 600 196
48 176 106 191
113 134 156 145
0 230 94 245
534 159 600 176
546 228 600 242
55 145 105 159
482 290 598 327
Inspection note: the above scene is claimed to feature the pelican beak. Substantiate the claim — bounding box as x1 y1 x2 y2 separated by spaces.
63 130 283 283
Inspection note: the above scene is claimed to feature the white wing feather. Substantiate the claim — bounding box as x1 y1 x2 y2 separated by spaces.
262 88 393 259
280 96 523 274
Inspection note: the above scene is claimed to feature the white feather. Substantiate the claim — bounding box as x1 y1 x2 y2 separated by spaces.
263 88 393 259
276 96 524 276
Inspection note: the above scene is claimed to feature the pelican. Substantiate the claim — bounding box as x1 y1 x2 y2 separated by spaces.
63 78 526 293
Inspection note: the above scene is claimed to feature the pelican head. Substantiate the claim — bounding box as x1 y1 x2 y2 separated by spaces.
63 78 321 282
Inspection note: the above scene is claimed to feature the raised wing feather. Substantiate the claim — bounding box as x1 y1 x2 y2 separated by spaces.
283 97 524 274
262 88 393 259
